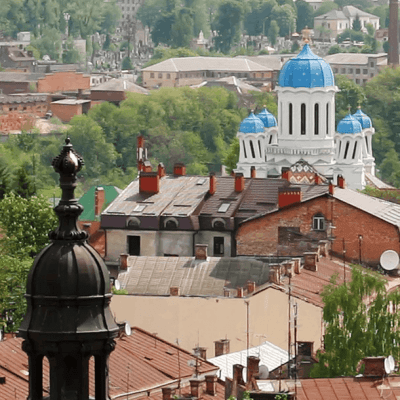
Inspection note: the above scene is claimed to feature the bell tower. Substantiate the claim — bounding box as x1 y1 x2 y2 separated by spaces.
19 138 119 400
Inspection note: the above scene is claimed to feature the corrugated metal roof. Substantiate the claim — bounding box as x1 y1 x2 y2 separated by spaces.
208 341 290 381
118 256 270 296
142 57 271 73
0 327 220 400
333 187 400 228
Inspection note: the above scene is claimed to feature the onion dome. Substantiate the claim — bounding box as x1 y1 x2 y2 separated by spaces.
19 138 119 342
353 107 372 129
278 44 335 88
239 112 264 134
337 114 362 134
257 107 277 128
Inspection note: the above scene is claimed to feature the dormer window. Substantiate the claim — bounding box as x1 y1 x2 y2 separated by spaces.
312 214 325 231
127 217 140 229
165 217 179 230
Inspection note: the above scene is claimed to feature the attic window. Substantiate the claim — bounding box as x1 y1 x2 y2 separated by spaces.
218 203 230 213
134 204 146 212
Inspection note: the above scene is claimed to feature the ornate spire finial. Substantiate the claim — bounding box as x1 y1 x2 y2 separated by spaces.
49 138 87 241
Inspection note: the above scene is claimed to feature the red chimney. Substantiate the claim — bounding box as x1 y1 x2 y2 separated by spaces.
120 253 128 271
251 166 256 178
247 281 256 294
246 356 260 388
162 387 173 400
337 175 346 189
195 244 208 260
278 187 302 208
205 375 217 396
315 174 322 185
214 339 230 356
143 160 152 172
363 357 386 376
209 173 216 195
94 187 105 216
235 173 245 192
174 163 186 176
190 378 204 398
329 180 335 195
139 172 159 194
158 163 166 178
237 287 244 298
281 167 292 182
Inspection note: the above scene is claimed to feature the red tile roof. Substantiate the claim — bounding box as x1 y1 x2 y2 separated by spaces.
0 327 221 400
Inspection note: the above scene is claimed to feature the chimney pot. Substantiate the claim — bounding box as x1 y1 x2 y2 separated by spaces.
195 244 208 260
209 173 216 195
237 287 244 298
304 252 318 271
251 166 256 178
173 163 186 176
205 375 217 396
337 174 346 189
120 253 128 271
235 173 245 192
94 187 105 216
170 286 180 296
162 387 173 400
190 378 204 398
362 357 386 377
214 339 230 356
143 160 152 172
158 163 166 178
139 171 159 194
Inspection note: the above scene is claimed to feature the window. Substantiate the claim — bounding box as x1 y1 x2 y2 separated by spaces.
127 217 140 228
340 68 346 74
167 73 171 79
213 219 225 230
158 73 162 78
249 140 256 158
370 62 375 67
314 104 319 135
363 69 367 74
344 141 350 159
301 103 306 135
214 237 224 256
312 214 325 231
326 103 329 135
356 68 360 74
165 219 178 229
150 73 154 78
128 236 140 255
289 103 293 135
352 141 358 159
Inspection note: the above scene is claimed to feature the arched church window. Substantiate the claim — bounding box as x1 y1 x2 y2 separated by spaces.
352 141 358 159
301 104 306 135
314 104 319 135
365 136 369 153
258 140 262 157
344 141 350 159
249 140 256 159
326 103 329 135
243 141 247 159
289 103 293 135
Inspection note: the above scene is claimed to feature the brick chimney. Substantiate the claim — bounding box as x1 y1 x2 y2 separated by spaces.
319 240 329 257
209 173 216 195
223 288 230 298
235 173 245 192
337 175 346 189
293 258 301 274
158 163 166 178
237 287 244 298
247 281 256 294
194 346 207 359
139 171 159 194
174 163 186 176
304 252 318 272
120 253 128 271
231 364 245 398
214 339 230 356
315 174 323 185
205 375 217 396
246 356 260 389
250 166 256 178
94 187 105 216
269 265 281 284
143 160 152 172
329 180 335 195
362 357 386 376
190 378 204 398
162 387 173 400
281 167 292 182
170 286 180 296
278 187 302 208
195 244 208 260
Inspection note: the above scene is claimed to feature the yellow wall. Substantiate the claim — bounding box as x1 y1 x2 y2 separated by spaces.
111 288 323 358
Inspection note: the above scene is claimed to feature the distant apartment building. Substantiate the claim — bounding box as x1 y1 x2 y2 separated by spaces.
314 6 380 40
141 57 273 89
324 52 387 84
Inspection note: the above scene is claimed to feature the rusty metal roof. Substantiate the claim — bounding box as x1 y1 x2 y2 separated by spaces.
0 327 220 400
118 256 270 296
104 176 209 218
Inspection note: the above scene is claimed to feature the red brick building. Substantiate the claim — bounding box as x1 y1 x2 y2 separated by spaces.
236 178 400 267
50 98 91 122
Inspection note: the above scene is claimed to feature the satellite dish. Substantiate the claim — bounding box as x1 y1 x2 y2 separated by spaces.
114 280 121 291
380 250 399 271
385 357 392 374
258 365 269 379
388 355 395 371
0 329 3 341
125 322 132 336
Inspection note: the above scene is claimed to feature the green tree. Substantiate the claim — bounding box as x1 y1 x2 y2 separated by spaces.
328 44 342 54
62 36 81 63
296 0 314 31
383 40 390 53
213 0 244 53
31 27 62 60
151 12 176 46
122 56 133 70
0 160 10 200
14 164 36 198
268 20 280 46
271 4 296 36
313 1 338 17
311 266 400 378
379 148 400 187
99 0 121 34
171 7 194 48
352 15 362 31
224 137 239 173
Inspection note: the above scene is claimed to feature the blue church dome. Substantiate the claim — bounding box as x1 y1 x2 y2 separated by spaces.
257 108 277 128
239 112 264 134
353 108 372 129
278 44 335 88
337 114 362 134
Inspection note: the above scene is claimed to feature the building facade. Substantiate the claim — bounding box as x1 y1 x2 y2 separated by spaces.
236 44 376 190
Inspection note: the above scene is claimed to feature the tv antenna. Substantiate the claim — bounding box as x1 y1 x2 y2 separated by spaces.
380 250 399 271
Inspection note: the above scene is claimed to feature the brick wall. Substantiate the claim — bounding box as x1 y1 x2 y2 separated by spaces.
236 195 400 266
37 71 90 93
90 90 125 103
0 81 31 95
50 102 82 122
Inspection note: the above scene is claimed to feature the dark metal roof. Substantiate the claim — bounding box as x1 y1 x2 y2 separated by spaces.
118 256 270 296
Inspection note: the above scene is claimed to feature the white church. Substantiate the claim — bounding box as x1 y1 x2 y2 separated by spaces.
235 44 375 190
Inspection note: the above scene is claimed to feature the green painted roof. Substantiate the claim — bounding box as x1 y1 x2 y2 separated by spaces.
79 185 121 221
